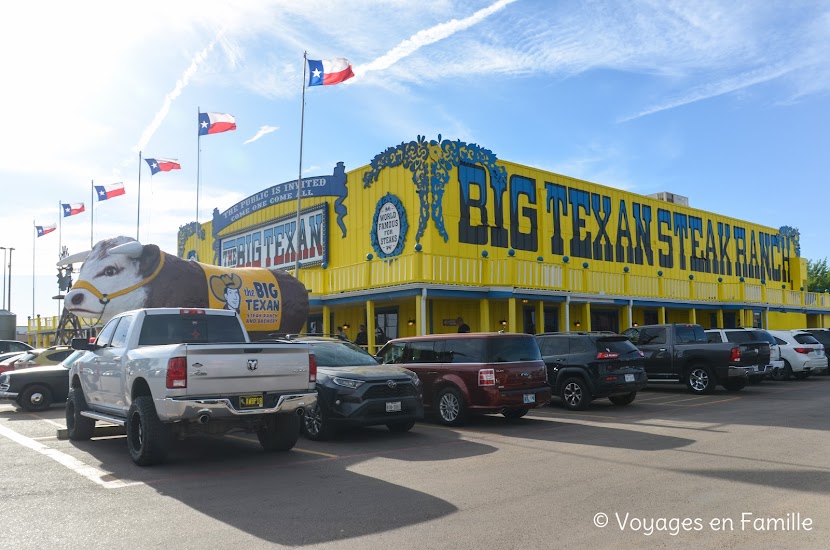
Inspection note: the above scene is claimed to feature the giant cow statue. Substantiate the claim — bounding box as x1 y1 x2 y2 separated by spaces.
62 236 308 340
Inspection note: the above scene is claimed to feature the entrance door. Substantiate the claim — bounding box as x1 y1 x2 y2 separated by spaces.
591 309 619 333
374 307 399 347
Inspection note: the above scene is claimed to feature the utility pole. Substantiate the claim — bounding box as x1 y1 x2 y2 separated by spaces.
1 246 6 309
7 247 14 312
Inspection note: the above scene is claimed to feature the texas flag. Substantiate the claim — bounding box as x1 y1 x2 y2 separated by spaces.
62 203 85 217
94 182 126 201
198 112 236 135
307 58 354 86
36 223 56 237
145 158 181 175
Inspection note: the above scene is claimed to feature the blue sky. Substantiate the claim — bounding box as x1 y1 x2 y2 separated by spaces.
1 0 828 322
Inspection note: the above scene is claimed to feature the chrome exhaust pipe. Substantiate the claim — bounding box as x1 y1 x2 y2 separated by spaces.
296 408 305 417
197 413 211 424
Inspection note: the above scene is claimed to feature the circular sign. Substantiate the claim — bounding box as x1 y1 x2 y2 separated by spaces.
371 194 408 258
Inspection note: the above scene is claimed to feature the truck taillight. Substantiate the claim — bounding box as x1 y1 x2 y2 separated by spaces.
478 368 496 386
596 351 620 359
179 309 205 315
729 346 741 363
166 356 187 388
309 353 317 383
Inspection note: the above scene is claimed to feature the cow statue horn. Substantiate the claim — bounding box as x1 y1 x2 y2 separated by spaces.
57 250 92 267
108 241 145 258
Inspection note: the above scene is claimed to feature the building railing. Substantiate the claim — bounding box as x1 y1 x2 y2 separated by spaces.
300 252 830 311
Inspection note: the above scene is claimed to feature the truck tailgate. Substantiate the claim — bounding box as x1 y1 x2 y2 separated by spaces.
184 344 311 396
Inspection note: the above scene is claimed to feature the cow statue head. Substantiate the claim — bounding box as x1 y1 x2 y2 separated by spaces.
63 236 162 322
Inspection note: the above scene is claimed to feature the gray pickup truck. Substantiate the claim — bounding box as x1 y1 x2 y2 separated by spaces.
68 308 317 465
622 323 757 394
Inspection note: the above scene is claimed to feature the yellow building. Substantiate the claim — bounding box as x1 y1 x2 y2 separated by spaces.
178 134 830 351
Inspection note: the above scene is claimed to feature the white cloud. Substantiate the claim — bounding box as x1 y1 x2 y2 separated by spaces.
243 125 280 144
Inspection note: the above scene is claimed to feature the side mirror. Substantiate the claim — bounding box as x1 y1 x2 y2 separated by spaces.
71 337 97 351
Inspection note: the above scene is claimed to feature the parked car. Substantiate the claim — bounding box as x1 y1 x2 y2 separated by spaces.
0 353 26 374
267 336 423 440
11 346 75 370
0 340 33 354
0 350 86 411
535 332 647 410
376 332 551 426
765 330 828 379
622 324 756 393
801 329 830 376
704 328 780 382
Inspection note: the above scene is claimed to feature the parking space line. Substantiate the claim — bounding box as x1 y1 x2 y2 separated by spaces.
224 434 339 458
648 395 714 405
0 424 141 489
32 414 66 428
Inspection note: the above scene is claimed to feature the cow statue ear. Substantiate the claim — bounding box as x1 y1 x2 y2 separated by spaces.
137 244 162 275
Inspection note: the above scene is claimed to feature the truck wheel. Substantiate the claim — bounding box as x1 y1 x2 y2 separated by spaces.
435 387 467 426
259 414 300 451
686 365 716 394
127 396 169 466
19 384 52 412
302 404 335 441
560 377 592 410
502 408 528 420
387 419 416 432
66 388 95 441
768 366 786 381
609 392 637 406
721 379 746 392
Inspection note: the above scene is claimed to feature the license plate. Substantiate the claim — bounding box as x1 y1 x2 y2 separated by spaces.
239 395 263 409
625 374 635 382
523 393 535 404
386 401 402 412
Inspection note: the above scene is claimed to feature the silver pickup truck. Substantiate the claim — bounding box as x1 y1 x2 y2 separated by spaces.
67 308 317 466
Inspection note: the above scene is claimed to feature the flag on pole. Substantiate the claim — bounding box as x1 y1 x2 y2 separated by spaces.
307 58 354 86
198 112 236 135
145 157 181 175
94 182 126 201
62 203 85 217
36 223 56 237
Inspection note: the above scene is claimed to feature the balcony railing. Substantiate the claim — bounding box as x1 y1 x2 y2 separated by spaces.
299 252 830 311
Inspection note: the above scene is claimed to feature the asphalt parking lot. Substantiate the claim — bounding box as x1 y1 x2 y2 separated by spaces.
2 378 829 550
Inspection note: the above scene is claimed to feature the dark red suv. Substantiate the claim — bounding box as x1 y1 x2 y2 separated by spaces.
376 333 551 426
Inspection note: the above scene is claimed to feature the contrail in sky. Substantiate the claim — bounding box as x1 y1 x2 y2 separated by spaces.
133 37 220 153
354 0 518 77
244 125 279 144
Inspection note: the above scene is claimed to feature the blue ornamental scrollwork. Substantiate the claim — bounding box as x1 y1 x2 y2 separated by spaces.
363 134 506 243
371 193 408 258
779 225 801 257
177 222 206 258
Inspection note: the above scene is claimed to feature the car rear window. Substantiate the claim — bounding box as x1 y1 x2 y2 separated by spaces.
486 336 542 362
138 314 246 345
794 334 820 345
594 336 640 354
308 341 378 367
442 339 487 363
536 336 569 356
724 331 753 343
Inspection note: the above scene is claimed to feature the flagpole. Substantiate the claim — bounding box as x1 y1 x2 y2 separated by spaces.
90 179 94 248
196 106 201 226
32 221 35 320
58 200 62 261
294 52 308 275
137 151 142 240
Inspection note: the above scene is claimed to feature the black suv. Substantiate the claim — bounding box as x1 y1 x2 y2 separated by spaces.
273 337 424 440
535 332 648 410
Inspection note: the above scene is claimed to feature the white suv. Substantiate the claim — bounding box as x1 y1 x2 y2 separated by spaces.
704 328 784 381
766 330 828 379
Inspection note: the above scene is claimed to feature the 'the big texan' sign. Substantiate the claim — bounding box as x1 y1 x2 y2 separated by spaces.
220 205 327 270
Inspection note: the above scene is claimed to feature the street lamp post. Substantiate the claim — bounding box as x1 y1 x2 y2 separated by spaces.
7 247 14 313
1 246 6 310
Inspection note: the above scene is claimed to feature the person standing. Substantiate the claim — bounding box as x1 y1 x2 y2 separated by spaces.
335 326 348 341
354 324 368 347
456 316 470 333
